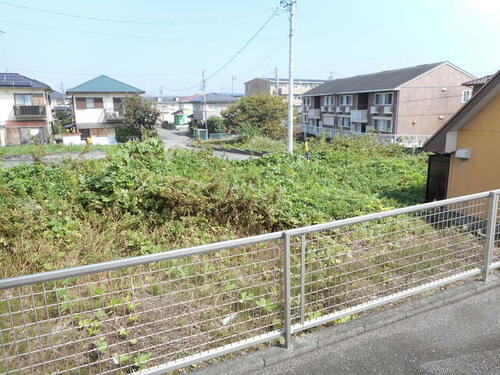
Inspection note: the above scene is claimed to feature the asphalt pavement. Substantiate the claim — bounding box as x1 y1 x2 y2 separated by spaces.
157 127 256 161
255 284 500 375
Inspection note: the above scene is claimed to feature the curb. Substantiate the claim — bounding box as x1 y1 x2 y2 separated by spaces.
210 147 268 157
189 273 500 375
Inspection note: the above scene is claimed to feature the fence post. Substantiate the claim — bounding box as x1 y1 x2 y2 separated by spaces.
482 191 498 282
300 234 306 325
283 231 292 348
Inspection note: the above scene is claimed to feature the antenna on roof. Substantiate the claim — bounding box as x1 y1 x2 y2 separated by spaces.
328 71 335 80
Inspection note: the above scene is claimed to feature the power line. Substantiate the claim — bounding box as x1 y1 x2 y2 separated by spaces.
167 7 280 92
0 1 268 26
239 37 288 79
0 19 200 41
5 67 199 77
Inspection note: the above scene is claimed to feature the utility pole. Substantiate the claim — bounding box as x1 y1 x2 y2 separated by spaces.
274 67 279 95
201 69 208 134
231 75 236 96
281 0 296 154
328 71 334 80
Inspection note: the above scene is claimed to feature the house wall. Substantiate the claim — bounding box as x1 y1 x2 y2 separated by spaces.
72 92 127 125
397 63 473 136
192 102 235 122
446 94 500 198
0 88 52 146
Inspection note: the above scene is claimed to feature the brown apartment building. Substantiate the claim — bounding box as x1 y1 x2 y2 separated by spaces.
301 62 475 146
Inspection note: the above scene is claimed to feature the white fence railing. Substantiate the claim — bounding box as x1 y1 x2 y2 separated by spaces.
300 124 431 148
1 190 499 374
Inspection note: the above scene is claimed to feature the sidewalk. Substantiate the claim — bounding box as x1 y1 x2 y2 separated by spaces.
192 274 500 375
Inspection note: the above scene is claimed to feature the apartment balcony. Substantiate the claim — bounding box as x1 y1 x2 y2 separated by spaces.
13 105 46 118
350 109 368 123
308 108 321 119
370 105 393 115
104 109 124 122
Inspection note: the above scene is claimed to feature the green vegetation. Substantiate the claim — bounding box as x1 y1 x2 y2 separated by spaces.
0 135 427 277
0 143 114 156
116 94 160 142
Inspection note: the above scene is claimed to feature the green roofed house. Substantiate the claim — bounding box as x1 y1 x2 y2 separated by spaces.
67 75 144 143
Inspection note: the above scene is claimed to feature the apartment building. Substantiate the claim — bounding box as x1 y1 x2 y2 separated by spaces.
67 75 144 141
301 62 475 145
244 77 326 105
189 93 240 125
0 73 53 146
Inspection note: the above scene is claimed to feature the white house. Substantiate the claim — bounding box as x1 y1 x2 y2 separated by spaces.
67 75 144 142
0 73 53 146
189 93 240 125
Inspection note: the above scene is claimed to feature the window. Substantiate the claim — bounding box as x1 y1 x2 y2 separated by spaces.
338 116 351 129
373 119 392 132
303 97 311 106
323 96 334 105
75 97 103 109
339 95 353 106
462 89 471 103
113 97 123 112
14 94 44 106
374 93 393 105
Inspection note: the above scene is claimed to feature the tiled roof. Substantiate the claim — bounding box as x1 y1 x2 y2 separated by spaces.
463 75 493 87
304 62 448 96
67 75 144 93
180 93 202 102
188 93 241 103
0 73 51 89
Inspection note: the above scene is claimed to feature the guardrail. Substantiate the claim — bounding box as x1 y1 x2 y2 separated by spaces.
300 124 431 148
1 190 499 374
13 105 46 117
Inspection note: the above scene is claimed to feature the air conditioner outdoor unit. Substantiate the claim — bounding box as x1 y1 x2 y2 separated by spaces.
370 106 378 114
345 106 351 113
336 106 341 113
321 106 326 112
383 106 392 114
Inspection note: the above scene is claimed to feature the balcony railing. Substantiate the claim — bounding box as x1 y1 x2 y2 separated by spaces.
104 109 123 121
13 105 46 118
308 108 321 119
300 124 430 148
350 109 368 123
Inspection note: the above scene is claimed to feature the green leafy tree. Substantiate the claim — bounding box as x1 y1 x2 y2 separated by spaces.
222 94 287 139
118 95 160 142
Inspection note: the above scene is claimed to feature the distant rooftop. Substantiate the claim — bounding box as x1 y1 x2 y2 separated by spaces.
67 75 144 94
259 78 327 83
303 62 472 96
180 93 202 102
188 93 241 103
0 73 51 89
463 75 493 87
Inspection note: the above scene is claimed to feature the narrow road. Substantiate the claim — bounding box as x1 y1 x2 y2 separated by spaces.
157 127 256 161
256 285 500 375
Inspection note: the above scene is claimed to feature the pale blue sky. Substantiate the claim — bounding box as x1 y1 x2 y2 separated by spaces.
0 0 499 96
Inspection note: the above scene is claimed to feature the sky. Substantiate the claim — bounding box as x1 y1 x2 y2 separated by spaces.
0 0 499 96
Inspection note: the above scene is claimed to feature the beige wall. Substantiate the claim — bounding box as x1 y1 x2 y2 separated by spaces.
244 78 324 100
397 63 473 136
447 94 500 198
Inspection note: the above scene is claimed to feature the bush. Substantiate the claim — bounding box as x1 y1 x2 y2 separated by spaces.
235 122 262 142
206 116 226 133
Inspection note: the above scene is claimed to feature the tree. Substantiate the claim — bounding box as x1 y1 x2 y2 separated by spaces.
206 116 227 133
222 94 287 139
118 95 160 142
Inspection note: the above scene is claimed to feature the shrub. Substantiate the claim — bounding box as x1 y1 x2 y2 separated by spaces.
235 122 262 142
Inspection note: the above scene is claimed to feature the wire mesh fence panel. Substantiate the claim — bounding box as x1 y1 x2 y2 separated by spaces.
493 196 500 264
0 239 284 375
289 197 489 328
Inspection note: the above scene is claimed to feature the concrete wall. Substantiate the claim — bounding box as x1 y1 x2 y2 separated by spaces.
397 63 473 136
192 102 235 121
447 94 500 198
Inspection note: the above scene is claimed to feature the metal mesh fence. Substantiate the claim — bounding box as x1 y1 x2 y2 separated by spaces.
1 191 499 374
0 239 284 374
289 196 489 328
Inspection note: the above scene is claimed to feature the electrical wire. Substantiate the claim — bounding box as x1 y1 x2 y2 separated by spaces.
0 1 268 26
0 19 198 41
167 7 281 91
